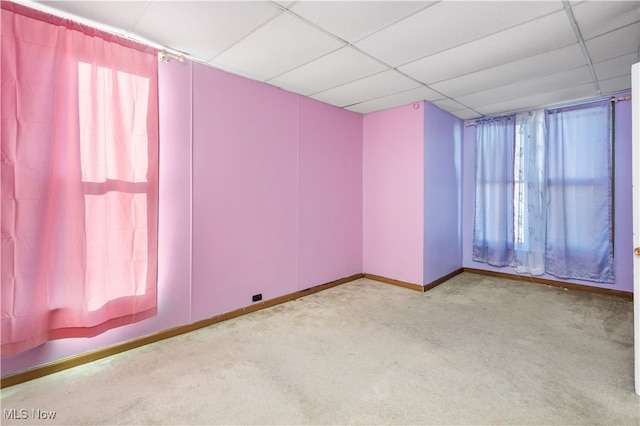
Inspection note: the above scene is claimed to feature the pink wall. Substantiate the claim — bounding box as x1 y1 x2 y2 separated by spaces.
2 62 364 377
191 63 300 320
363 103 424 285
298 97 363 289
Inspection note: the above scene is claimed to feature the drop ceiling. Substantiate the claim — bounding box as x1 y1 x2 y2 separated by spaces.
21 0 640 119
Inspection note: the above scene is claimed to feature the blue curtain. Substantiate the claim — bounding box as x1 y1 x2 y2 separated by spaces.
545 101 614 283
473 116 516 266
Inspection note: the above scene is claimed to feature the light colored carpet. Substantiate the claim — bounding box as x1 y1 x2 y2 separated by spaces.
1 273 638 425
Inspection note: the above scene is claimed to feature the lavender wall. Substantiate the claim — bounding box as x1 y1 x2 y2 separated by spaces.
363 103 424 285
462 95 633 293
423 103 463 284
2 62 364 377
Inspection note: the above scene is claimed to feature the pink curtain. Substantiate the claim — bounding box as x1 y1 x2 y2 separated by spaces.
1 2 159 357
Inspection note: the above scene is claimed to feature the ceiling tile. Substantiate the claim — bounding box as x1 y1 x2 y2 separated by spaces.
585 22 640 63
132 1 281 61
594 52 639 81
311 70 422 107
474 82 597 116
23 0 638 116
210 12 345 81
33 1 149 35
448 109 483 120
345 86 444 114
429 44 586 98
431 98 469 113
399 11 577 84
267 46 388 96
274 1 297 8
572 1 640 40
598 74 632 94
355 1 564 66
455 67 593 108
289 1 432 43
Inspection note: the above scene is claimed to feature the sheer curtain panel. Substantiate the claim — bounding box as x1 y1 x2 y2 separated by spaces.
1 3 159 356
473 116 516 266
513 110 546 275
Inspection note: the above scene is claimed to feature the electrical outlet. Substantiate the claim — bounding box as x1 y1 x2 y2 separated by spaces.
252 293 262 302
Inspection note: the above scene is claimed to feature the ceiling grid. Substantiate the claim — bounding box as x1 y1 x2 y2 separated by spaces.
20 0 640 118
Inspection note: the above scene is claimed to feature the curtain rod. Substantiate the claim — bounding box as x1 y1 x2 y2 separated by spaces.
465 94 632 127
158 49 186 63
611 94 632 102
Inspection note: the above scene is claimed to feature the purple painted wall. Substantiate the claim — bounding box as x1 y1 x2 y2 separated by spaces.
423 103 463 284
298 97 363 290
363 103 424 285
462 95 633 293
2 62 364 377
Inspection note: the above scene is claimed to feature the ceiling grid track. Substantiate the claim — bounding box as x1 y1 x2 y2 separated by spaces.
125 0 153 35
17 0 635 117
204 7 285 64
275 1 476 112
563 1 601 96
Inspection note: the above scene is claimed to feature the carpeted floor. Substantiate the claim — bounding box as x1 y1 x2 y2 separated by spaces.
1 273 638 425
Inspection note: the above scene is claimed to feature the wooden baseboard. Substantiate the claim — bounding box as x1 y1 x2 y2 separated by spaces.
5 267 627 388
363 273 424 292
364 270 464 292
0 273 364 389
424 268 464 291
463 268 633 300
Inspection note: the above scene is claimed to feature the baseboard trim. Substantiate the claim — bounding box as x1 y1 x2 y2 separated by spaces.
424 268 464 291
463 268 633 299
365 269 465 293
0 273 364 389
363 273 424 292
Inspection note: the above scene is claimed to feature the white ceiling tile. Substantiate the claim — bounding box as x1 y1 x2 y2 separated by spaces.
430 44 586 98
210 12 345 81
585 22 640 62
33 1 149 34
474 82 597 116
448 109 483 120
598 74 632 94
133 1 281 61
23 0 638 116
594 52 640 81
399 11 577 84
311 70 422 107
345 86 444 114
431 98 469 112
267 46 388 96
455 67 593 108
290 1 432 43
572 1 640 40
355 1 564 66
274 1 297 8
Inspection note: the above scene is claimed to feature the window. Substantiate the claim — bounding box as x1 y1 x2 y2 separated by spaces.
544 101 614 283
78 63 152 312
1 2 159 356
473 101 613 283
